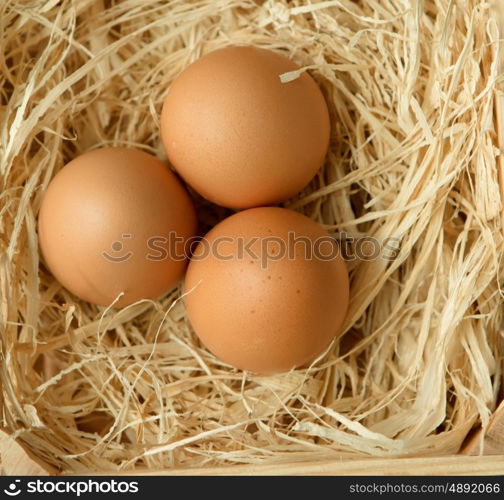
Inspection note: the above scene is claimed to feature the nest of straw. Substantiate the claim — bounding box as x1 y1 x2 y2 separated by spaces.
1 0 503 473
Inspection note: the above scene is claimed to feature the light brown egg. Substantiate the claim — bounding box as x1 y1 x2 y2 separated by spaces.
184 207 349 374
38 147 197 307
161 46 330 209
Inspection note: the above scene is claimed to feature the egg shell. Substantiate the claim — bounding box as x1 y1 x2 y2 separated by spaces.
184 207 349 374
161 45 330 209
38 147 197 307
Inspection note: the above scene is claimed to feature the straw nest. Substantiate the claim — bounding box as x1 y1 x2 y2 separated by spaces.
1 0 503 473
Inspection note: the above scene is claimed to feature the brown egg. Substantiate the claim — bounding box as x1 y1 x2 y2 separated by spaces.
38 147 197 307
184 207 349 374
161 46 330 209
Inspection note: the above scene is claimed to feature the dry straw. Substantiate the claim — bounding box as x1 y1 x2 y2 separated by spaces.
1 0 503 473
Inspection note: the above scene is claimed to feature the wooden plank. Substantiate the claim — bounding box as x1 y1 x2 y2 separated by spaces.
0 429 55 476
83 455 504 476
2 453 502 476
497 92 504 227
493 0 504 227
461 402 504 456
